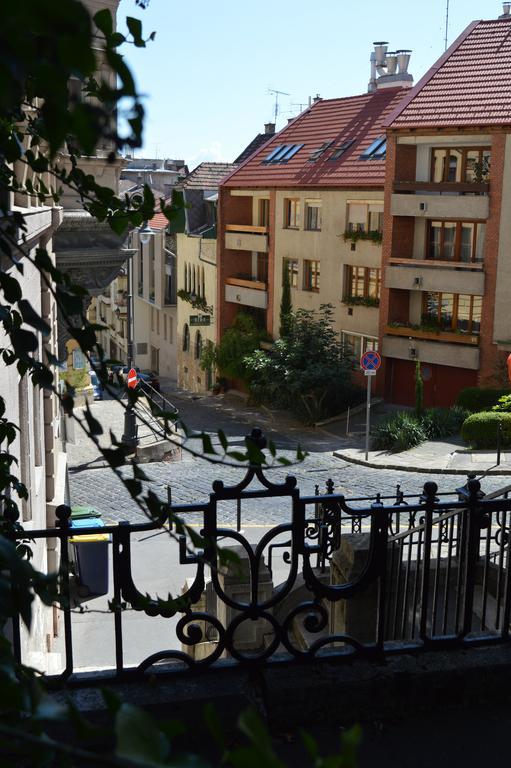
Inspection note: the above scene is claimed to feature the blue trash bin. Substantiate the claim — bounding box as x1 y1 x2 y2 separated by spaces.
70 517 110 596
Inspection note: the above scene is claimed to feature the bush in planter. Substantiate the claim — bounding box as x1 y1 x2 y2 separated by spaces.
372 412 427 452
421 406 468 439
461 412 511 448
456 387 509 413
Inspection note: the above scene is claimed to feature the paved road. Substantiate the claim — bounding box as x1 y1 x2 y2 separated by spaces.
68 392 508 527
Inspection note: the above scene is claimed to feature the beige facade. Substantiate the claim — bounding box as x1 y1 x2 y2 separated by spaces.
131 226 177 378
177 233 217 392
1 201 66 671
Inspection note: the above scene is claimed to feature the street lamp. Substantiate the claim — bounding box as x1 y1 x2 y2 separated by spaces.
121 222 154 449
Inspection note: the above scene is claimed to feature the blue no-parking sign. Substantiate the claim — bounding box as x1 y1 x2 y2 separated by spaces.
360 350 382 372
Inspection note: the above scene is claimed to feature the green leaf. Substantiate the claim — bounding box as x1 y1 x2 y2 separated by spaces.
126 16 145 47
93 8 113 36
115 703 169 766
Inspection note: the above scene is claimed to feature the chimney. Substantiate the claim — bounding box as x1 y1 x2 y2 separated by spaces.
313 93 322 103
264 122 275 135
500 2 511 17
369 41 414 91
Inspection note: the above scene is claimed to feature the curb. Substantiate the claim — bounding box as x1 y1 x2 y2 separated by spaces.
333 450 511 476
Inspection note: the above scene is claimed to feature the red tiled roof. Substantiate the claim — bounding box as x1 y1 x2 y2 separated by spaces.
388 17 511 130
148 211 169 229
182 162 236 189
222 88 408 189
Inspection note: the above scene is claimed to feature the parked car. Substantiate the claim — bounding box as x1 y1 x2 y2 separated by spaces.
138 370 160 393
89 370 104 400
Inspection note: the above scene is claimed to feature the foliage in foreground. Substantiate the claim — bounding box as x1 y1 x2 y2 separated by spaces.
245 305 363 425
372 407 468 453
456 387 510 414
461 411 511 449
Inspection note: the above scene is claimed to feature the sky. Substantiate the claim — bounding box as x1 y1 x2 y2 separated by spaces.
121 0 504 168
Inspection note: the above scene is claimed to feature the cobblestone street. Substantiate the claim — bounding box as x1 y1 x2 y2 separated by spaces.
68 391 508 526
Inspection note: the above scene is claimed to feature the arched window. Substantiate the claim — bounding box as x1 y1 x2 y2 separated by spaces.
192 266 197 296
201 267 205 299
182 323 190 352
195 331 202 360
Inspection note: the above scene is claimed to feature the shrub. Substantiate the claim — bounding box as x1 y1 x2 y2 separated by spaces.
372 412 427 452
456 387 510 413
421 406 468 439
461 412 511 448
493 394 511 412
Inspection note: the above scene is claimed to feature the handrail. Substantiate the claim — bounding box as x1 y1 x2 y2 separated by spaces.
389 257 484 271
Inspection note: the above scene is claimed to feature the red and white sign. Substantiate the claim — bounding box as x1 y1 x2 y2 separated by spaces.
127 368 138 389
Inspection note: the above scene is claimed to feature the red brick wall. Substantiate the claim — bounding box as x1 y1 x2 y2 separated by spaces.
387 289 410 324
395 144 417 182
391 218 415 260
478 133 507 388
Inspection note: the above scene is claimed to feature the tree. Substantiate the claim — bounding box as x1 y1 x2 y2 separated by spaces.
215 312 269 382
245 305 362 425
279 261 292 338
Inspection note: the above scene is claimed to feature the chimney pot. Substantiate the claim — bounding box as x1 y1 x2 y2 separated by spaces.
264 122 276 135
313 93 322 103
500 2 511 16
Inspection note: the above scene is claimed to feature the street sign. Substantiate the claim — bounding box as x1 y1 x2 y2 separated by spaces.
364 370 376 377
127 367 138 389
360 350 382 372
190 315 211 327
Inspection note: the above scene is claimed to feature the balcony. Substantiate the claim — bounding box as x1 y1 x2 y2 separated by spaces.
385 324 479 346
225 275 268 309
391 188 489 220
386 259 485 295
225 224 268 253
383 331 480 370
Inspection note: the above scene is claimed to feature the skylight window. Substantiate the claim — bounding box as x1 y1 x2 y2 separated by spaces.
309 140 334 162
329 139 356 161
359 136 387 160
261 143 304 164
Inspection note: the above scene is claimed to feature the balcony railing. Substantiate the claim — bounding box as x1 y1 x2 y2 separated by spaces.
385 324 479 346
393 180 489 195
225 225 269 253
389 257 483 272
225 224 268 234
6 444 511 686
225 274 267 291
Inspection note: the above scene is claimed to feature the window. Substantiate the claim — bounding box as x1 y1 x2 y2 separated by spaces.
329 139 356 161
359 136 386 160
305 201 322 231
259 198 270 227
431 147 491 184
283 258 299 288
262 143 304 164
309 140 334 161
422 292 482 335
148 238 155 303
195 331 203 360
182 324 190 351
164 251 176 304
138 243 144 296
427 221 486 263
345 266 381 301
347 202 384 234
341 332 379 363
284 198 301 229
303 260 320 292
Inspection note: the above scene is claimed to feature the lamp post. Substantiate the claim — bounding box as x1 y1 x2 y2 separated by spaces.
121 221 153 449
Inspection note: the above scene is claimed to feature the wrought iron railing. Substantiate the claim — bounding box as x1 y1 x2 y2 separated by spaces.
5 431 511 685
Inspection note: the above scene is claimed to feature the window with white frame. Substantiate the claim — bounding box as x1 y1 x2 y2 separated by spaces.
347 202 384 234
305 200 322 231
341 332 379 364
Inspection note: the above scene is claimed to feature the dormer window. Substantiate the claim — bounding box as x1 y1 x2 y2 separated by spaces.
262 144 304 164
359 136 387 160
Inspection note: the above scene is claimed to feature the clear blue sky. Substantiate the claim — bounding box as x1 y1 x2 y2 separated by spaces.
122 0 503 168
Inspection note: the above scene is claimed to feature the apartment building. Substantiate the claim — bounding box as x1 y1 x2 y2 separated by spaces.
379 6 511 406
176 163 235 392
217 56 413 369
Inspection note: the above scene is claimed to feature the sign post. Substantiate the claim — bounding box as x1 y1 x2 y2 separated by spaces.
360 351 382 461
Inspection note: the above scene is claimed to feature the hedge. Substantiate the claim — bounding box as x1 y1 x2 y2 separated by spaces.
461 411 511 449
456 387 510 413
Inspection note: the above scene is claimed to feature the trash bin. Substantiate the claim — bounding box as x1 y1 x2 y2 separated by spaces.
70 517 110 596
70 505 102 520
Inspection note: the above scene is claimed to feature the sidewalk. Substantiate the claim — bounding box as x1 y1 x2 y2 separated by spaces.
334 437 511 476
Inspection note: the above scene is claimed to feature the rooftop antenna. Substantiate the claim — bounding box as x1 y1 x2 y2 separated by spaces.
268 87 290 123
444 0 450 51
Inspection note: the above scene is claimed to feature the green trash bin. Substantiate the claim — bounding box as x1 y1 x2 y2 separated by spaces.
70 517 109 596
70 505 102 520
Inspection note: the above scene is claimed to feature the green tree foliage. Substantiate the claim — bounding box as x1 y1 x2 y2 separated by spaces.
215 312 269 381
279 262 292 338
245 305 362 425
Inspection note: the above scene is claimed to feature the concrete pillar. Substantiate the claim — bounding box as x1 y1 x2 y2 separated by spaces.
330 533 378 644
